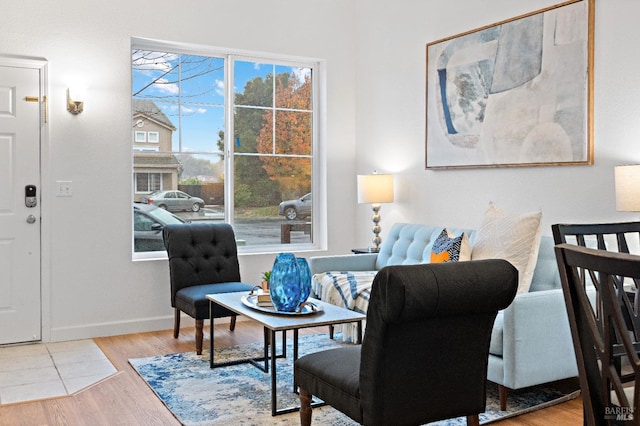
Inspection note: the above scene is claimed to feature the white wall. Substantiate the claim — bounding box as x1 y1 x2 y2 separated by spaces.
1 0 358 341
353 0 640 244
3 0 638 342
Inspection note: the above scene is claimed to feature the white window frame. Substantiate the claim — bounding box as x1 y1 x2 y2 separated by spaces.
134 131 146 142
147 131 159 143
131 37 327 258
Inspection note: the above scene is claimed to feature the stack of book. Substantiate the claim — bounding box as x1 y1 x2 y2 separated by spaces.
256 293 273 307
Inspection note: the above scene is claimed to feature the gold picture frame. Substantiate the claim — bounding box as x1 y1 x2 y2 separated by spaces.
425 0 594 169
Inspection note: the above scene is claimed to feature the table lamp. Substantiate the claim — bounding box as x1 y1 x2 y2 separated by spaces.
357 173 394 252
615 165 640 212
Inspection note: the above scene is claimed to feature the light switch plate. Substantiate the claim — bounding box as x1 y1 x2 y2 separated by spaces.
55 181 72 197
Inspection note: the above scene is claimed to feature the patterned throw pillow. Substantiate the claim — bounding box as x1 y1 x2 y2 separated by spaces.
430 228 472 263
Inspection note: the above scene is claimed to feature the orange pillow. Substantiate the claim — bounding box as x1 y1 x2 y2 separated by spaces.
430 229 471 263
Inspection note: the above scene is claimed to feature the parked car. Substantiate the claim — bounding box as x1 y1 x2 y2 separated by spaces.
134 202 185 252
279 193 312 220
140 190 205 212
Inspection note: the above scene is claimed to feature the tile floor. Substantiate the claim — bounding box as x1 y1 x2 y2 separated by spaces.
0 339 117 405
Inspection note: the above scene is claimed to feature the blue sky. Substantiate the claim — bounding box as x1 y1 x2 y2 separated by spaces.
132 51 309 155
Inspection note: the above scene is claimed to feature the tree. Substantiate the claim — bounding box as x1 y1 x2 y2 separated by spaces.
217 76 281 207
256 73 312 199
176 154 222 181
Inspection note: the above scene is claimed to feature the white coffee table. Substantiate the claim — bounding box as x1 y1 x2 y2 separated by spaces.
207 291 366 416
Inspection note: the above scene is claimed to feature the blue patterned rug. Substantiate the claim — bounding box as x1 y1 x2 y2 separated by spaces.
129 333 580 425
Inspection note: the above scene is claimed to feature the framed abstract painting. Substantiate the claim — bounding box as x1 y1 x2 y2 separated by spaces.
425 0 594 169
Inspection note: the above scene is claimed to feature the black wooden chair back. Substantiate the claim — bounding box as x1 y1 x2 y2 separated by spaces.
295 260 518 426
552 222 640 346
555 243 640 425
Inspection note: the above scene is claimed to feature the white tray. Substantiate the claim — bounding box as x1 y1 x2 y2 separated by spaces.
241 294 322 316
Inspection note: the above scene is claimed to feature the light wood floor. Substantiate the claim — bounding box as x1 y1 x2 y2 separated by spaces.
0 321 583 425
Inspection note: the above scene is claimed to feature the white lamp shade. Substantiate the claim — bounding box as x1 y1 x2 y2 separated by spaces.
357 174 394 204
615 165 640 211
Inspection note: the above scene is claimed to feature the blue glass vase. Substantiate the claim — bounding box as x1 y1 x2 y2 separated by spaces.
270 253 301 312
297 257 312 305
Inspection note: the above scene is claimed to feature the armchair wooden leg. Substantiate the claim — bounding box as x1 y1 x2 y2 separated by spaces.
229 315 236 331
173 309 180 339
467 414 480 426
328 325 334 339
299 386 313 426
498 384 508 411
195 319 204 355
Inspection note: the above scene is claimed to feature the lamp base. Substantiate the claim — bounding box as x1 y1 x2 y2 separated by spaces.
370 203 382 253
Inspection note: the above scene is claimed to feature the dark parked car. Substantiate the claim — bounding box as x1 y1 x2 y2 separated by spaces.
279 193 312 220
140 190 205 212
134 202 185 252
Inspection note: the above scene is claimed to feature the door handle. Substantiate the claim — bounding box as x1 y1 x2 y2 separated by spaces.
26 215 36 224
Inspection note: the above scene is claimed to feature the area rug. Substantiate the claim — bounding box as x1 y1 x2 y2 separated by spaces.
129 334 580 425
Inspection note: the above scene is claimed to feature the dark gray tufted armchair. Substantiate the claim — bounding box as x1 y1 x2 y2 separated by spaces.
294 260 518 426
163 222 253 354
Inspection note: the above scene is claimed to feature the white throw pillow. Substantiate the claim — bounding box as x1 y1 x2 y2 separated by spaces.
471 203 542 293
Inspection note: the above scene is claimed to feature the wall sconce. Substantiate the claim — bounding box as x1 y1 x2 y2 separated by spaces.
67 86 86 114
357 172 394 252
615 164 640 212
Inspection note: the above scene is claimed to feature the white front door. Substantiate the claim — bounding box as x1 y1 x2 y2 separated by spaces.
0 59 44 345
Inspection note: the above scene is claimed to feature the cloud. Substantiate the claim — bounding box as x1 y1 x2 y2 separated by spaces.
215 79 225 97
181 106 207 115
153 77 179 95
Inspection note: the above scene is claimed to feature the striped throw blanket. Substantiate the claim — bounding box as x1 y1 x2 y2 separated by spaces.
311 271 377 315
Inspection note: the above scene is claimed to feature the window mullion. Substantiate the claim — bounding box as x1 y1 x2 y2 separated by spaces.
177 56 183 152
271 64 276 155
225 55 234 224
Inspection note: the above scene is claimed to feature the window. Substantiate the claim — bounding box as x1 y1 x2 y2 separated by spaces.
134 131 146 142
132 39 322 255
135 172 162 193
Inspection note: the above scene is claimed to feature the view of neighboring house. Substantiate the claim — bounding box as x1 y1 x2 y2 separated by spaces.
132 99 182 202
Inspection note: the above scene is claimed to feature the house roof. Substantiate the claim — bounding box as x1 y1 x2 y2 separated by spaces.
133 100 176 130
133 154 182 169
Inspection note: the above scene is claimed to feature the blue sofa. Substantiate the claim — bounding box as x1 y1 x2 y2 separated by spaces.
309 223 578 410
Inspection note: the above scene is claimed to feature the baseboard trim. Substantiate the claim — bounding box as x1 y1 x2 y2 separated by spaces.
48 314 247 342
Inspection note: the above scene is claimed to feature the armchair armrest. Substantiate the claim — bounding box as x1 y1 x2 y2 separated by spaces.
309 253 378 275
500 288 578 389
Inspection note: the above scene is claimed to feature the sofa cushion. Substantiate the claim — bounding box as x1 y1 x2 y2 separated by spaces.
374 223 476 270
489 311 504 356
529 236 563 291
471 203 542 293
430 228 471 263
